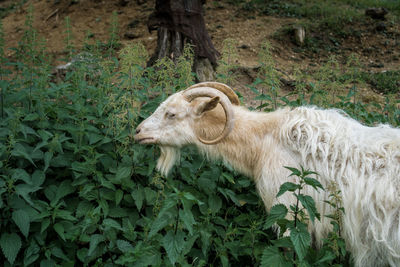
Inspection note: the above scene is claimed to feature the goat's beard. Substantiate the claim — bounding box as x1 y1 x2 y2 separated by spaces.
157 146 180 176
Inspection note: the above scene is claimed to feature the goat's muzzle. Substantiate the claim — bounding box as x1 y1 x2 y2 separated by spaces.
134 125 156 144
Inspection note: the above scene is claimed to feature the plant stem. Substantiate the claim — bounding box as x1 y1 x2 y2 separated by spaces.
293 186 301 264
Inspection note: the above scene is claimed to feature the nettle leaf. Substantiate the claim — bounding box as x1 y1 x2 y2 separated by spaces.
51 180 75 206
11 143 36 166
12 209 30 238
11 169 31 184
32 170 45 187
148 198 177 238
0 233 22 265
179 208 196 235
260 246 292 267
298 194 320 223
284 166 302 177
290 225 311 261
40 259 56 267
208 194 222 214
24 240 40 266
162 230 185 265
88 234 105 256
115 189 123 205
276 182 301 198
115 166 132 182
43 151 53 172
51 246 70 261
116 239 134 253
53 223 66 241
23 113 39 122
41 218 51 233
265 204 288 229
303 177 324 191
87 132 104 145
132 187 144 211
103 218 123 231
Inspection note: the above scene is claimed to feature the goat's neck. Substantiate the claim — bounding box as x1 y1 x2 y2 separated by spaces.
195 106 283 178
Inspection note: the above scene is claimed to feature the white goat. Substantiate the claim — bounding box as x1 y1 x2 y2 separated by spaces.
134 82 400 267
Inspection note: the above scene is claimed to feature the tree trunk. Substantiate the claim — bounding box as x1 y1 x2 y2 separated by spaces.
147 0 219 82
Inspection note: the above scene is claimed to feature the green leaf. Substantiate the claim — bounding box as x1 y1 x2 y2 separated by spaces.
179 208 196 235
132 187 144 211
43 151 53 172
303 177 324 191
11 169 31 184
298 194 320 223
88 234 105 256
51 180 75 206
148 198 177 238
23 113 39 121
276 182 300 197
260 246 292 267
32 170 45 187
12 210 30 238
103 218 122 230
24 240 40 266
51 246 70 261
40 259 56 267
11 143 36 166
87 133 103 145
265 204 288 229
284 166 302 177
41 218 51 233
53 223 66 241
208 194 222 214
0 233 22 265
222 172 235 184
115 189 123 205
116 240 134 253
115 166 132 182
290 225 311 261
162 230 185 265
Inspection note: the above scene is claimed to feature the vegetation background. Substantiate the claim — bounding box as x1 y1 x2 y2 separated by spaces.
0 0 399 266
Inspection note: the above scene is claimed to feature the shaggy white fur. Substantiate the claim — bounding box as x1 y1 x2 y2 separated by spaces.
135 89 400 267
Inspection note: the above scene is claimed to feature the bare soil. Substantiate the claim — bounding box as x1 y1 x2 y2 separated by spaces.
1 0 399 105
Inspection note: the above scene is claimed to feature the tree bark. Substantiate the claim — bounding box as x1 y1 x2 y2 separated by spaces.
147 0 219 81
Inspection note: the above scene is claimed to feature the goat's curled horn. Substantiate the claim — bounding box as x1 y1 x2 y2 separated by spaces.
183 87 234 145
185 82 240 106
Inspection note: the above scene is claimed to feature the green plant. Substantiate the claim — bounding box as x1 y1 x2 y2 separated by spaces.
261 166 349 266
108 11 120 57
251 40 281 111
64 16 75 59
216 38 239 85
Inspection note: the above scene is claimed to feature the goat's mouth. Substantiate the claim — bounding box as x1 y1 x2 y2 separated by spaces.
134 136 156 144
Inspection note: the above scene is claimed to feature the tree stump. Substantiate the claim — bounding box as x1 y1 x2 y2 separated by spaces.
147 0 219 81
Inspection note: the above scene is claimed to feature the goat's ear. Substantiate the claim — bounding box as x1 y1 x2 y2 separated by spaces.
194 96 220 116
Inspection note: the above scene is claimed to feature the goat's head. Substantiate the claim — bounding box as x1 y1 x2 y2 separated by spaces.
134 82 240 175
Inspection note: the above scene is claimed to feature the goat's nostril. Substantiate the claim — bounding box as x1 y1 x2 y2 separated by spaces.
135 128 141 134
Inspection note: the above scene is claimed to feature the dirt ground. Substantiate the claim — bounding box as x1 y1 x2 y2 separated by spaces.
1 0 399 104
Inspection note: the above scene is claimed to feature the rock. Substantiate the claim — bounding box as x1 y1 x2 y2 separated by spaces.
293 25 306 46
52 52 102 82
365 7 388 20
376 22 386 32
124 30 141 39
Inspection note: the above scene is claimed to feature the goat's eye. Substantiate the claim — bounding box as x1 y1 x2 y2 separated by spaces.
166 112 176 119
